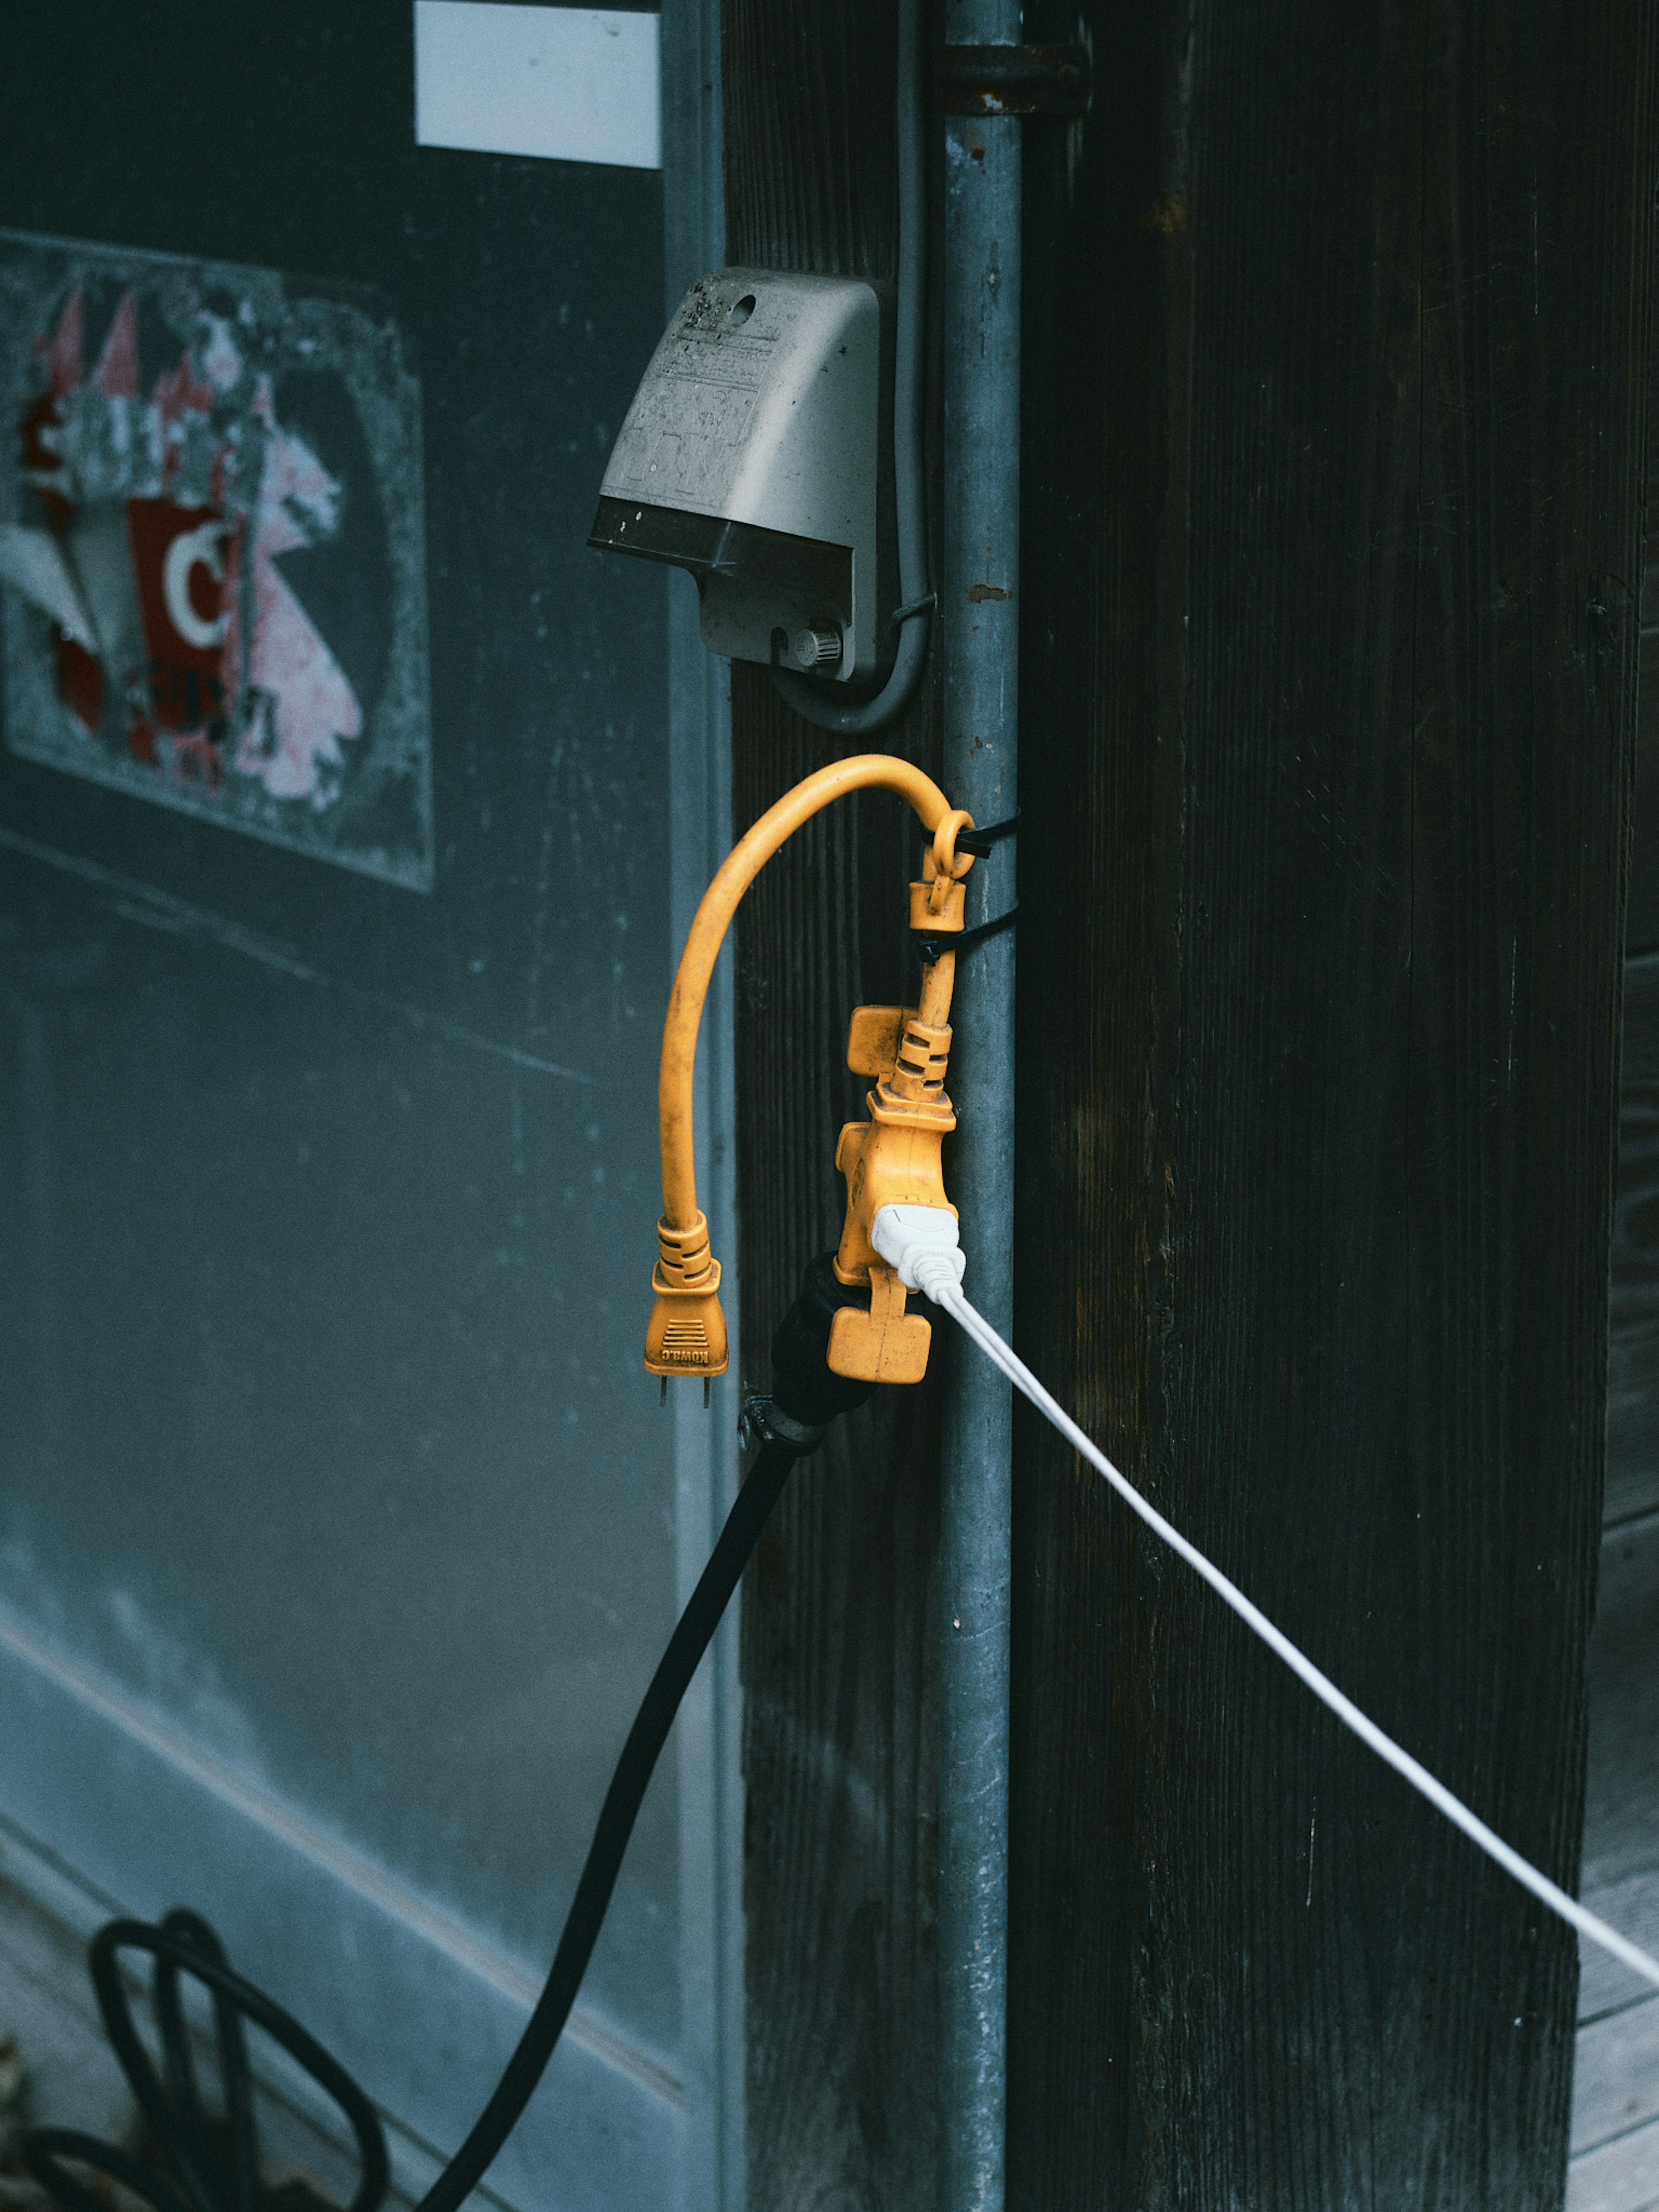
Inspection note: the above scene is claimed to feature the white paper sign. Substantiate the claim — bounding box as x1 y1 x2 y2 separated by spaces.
415 3 662 170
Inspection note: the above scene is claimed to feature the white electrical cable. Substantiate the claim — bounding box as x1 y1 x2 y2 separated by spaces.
871 1205 1659 1996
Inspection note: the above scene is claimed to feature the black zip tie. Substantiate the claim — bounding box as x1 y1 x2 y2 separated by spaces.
914 902 1019 966
953 807 1020 858
942 43 1093 117
892 591 937 625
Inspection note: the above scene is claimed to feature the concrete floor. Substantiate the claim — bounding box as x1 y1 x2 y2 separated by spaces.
1567 1016 1659 2212
1567 1506 1659 2212
0 1824 399 2212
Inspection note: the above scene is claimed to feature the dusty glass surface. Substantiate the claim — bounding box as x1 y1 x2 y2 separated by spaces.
0 1 681 2073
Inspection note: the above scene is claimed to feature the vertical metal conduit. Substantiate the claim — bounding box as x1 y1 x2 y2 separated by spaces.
940 1 1019 2204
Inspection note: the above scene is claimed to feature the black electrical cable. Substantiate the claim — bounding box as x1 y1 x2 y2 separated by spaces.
768 0 928 734
22 1258 873 2212
406 1431 806 2212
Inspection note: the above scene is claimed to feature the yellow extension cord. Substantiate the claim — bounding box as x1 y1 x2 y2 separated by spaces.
645 753 976 1386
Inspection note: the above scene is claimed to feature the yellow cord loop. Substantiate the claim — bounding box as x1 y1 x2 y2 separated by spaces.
645 754 973 1382
928 808 976 911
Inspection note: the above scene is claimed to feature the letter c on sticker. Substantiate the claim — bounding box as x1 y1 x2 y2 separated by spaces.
162 523 228 651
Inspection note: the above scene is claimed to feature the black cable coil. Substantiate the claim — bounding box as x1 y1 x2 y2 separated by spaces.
23 1911 388 2212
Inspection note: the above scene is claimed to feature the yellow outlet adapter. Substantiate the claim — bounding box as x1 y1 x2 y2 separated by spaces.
647 756 974 1389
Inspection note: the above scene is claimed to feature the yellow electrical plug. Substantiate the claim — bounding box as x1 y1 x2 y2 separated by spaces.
642 1211 727 1377
824 809 973 1385
645 759 972 1389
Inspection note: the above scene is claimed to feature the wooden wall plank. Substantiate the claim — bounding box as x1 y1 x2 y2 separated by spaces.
1579 1516 1659 2026
1608 961 1659 1530
1573 262 1659 2193
1011 0 1657 2205
720 0 1655 2197
721 6 944 2206
1623 268 1659 956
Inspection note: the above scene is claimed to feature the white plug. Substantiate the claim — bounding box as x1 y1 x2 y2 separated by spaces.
871 1203 966 1303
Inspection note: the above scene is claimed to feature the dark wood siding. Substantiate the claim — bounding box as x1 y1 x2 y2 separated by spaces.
1570 299 1659 2190
723 7 944 2208
1011 0 1655 2204
723 0 1658 2202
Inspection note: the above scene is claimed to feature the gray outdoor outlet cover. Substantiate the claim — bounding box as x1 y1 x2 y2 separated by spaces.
589 267 882 682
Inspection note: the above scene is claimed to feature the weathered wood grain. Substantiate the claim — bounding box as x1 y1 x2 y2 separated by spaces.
1608 966 1659 1528
1010 0 1656 2204
721 0 1655 2197
1579 1518 1659 2025
1572 457 1659 2174
1624 308 1659 957
721 5 943 2206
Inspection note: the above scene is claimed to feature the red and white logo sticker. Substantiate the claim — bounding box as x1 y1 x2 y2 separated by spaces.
0 235 431 888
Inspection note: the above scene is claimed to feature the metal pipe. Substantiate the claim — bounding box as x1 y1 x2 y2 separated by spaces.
939 0 1019 2202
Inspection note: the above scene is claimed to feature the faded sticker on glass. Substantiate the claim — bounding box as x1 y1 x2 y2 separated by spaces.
0 231 432 889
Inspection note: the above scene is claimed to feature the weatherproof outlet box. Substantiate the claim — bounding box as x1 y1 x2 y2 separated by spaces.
589 267 882 682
